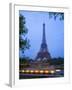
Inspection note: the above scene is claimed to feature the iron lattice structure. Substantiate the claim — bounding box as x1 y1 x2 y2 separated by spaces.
36 23 51 60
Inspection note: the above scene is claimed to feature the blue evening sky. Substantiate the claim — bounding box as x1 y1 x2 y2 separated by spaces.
19 10 64 59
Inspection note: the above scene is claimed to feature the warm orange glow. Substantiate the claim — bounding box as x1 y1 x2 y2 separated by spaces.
35 70 39 73
34 70 39 73
40 70 44 73
44 70 49 74
20 69 57 74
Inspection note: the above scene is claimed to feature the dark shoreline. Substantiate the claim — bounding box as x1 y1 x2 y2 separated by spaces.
19 73 64 79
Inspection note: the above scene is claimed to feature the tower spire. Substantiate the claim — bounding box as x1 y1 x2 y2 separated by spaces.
42 23 46 44
36 23 51 60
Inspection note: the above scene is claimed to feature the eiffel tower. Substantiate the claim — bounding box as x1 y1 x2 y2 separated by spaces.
36 23 51 61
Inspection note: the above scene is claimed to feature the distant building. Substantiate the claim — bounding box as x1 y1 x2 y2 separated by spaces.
36 23 51 61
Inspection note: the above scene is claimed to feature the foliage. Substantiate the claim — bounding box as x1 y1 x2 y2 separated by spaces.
49 12 64 20
49 57 64 65
19 58 30 64
19 58 30 69
19 14 30 53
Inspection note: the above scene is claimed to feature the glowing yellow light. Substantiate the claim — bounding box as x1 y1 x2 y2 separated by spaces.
30 70 34 73
35 70 39 73
56 69 61 72
44 70 49 74
26 70 30 73
50 70 55 74
40 70 44 73
21 70 25 73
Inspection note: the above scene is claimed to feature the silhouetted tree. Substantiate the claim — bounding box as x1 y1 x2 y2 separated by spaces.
49 57 64 65
49 12 64 20
19 14 30 54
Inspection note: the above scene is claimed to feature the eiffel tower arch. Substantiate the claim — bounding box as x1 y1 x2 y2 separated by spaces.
36 23 51 61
